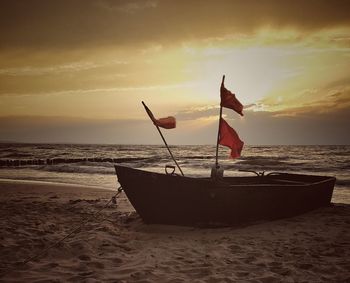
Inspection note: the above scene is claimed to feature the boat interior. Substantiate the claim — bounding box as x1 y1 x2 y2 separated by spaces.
202 171 333 186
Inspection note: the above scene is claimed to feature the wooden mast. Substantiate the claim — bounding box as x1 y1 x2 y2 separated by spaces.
142 101 184 176
215 75 225 168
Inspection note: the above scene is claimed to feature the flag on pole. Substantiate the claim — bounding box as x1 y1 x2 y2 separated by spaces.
153 116 176 129
219 118 244 158
144 105 176 129
220 80 244 116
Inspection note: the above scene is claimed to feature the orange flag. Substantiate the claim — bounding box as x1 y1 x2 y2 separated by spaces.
219 118 244 158
220 79 244 116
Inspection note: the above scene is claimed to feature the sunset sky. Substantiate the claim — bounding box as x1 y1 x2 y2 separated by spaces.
0 0 349 144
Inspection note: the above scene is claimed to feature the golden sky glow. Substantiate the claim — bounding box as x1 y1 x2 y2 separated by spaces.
0 0 349 144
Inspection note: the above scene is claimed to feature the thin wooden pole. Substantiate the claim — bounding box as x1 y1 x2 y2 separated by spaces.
215 106 222 168
215 75 225 168
142 101 184 176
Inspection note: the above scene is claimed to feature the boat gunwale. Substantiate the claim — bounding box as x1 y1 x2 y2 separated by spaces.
115 165 335 188
224 178 335 188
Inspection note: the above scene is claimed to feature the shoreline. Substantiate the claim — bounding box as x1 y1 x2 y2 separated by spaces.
0 180 349 282
0 178 117 192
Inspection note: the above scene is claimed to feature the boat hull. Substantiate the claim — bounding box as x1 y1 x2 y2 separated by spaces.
115 165 336 226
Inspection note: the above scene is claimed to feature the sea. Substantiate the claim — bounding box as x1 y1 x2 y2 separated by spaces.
0 144 349 203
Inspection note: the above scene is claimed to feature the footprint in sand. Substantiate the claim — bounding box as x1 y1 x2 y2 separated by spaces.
297 263 313 270
228 244 243 252
256 275 280 283
88 261 105 269
78 254 91 261
78 271 94 277
112 257 123 265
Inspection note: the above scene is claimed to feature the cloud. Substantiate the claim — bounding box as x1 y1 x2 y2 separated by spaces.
96 0 158 14
1 107 348 145
259 81 350 115
1 0 350 50
0 60 128 76
175 105 219 121
240 109 350 145
0 116 151 144
0 82 195 97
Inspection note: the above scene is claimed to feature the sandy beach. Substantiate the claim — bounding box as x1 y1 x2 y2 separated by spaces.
0 179 349 282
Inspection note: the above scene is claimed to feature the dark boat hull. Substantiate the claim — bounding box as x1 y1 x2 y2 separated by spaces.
115 165 336 226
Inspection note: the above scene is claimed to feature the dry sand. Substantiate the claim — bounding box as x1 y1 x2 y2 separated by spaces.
0 179 349 282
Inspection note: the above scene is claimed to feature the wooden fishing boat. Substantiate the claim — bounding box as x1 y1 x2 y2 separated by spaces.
120 78 336 226
115 165 335 226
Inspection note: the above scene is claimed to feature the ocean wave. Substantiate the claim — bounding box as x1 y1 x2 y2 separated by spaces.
39 163 115 175
336 178 350 188
182 156 214 160
0 152 34 159
340 162 350 170
0 157 152 166
236 157 289 167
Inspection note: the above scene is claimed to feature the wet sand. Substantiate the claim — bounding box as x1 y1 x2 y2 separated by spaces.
0 179 349 282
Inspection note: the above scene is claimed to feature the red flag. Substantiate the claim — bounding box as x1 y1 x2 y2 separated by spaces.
220 80 244 116
153 116 176 129
143 102 176 129
219 118 244 158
